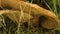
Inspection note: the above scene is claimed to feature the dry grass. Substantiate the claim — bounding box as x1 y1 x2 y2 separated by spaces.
0 0 59 34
